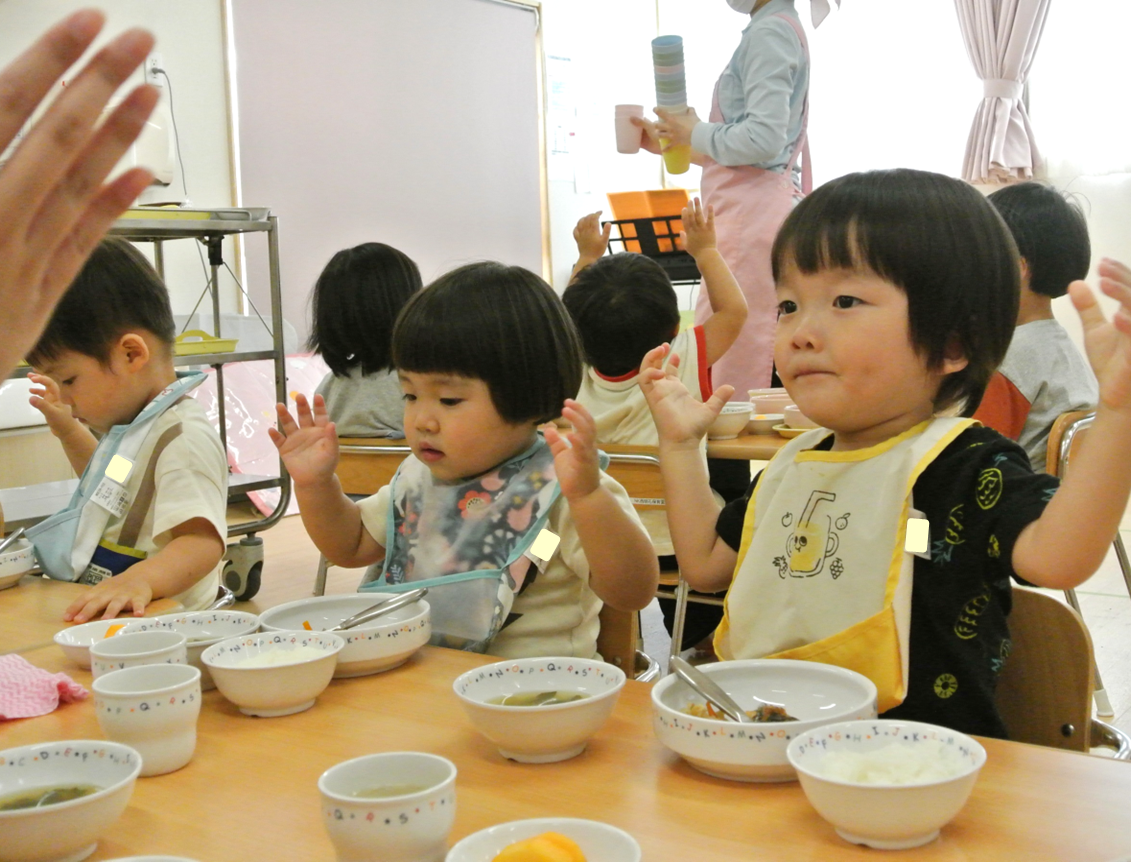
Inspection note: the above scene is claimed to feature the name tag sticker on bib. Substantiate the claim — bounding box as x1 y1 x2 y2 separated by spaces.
104 454 134 484
905 517 930 556
92 476 131 518
528 529 561 563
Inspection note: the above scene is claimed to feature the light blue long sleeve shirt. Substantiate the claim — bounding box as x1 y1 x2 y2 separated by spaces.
689 0 809 175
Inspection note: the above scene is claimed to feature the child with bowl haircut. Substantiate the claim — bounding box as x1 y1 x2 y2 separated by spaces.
641 168 1131 737
271 262 658 659
26 239 228 623
307 242 422 438
973 182 1098 472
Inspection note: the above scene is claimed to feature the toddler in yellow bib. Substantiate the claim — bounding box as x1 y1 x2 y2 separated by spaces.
641 169 1131 738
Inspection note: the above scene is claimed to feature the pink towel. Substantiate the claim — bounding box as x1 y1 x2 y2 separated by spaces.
0 654 88 720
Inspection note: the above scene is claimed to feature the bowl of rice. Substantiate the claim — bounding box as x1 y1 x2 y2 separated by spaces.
201 631 343 717
786 718 986 849
651 659 878 782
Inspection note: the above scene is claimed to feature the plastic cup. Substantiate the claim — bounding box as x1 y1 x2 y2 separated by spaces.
90 630 188 679
657 106 692 175
653 63 685 75
651 35 683 49
93 664 202 776
319 752 457 862
614 105 645 154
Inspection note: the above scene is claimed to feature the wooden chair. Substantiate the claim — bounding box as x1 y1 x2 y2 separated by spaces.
1045 411 1131 718
312 439 411 596
996 587 1129 758
602 444 724 664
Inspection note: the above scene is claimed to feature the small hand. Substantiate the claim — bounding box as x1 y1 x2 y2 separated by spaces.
629 115 663 155
267 393 340 487
638 344 733 445
573 211 612 263
542 399 601 501
655 107 702 149
680 198 716 259
64 568 154 623
1071 258 1131 412
28 372 80 436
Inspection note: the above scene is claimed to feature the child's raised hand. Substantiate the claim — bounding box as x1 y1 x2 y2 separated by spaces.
573 211 612 264
542 399 601 502
267 393 340 487
1071 259 1131 412
638 344 733 446
680 198 716 259
27 372 79 437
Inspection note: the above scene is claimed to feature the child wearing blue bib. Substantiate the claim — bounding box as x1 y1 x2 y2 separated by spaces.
26 239 228 623
272 262 659 658
642 169 1131 737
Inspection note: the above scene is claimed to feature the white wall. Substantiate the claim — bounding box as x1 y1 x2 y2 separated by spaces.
0 0 240 318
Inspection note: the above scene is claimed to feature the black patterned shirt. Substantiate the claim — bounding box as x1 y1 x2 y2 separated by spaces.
715 426 1060 738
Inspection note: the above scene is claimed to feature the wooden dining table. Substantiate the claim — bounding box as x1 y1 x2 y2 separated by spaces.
3 577 1131 861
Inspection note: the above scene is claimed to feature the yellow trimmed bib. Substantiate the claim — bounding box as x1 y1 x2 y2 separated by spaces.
715 418 975 711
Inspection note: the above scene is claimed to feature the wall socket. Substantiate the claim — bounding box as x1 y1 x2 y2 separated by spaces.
146 53 165 87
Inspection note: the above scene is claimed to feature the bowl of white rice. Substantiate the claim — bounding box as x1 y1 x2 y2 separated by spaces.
786 718 986 850
201 631 343 717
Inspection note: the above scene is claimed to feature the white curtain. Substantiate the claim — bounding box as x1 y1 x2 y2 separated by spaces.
954 0 1051 184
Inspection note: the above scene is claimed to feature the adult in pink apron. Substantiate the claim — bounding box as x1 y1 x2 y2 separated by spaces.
651 0 838 398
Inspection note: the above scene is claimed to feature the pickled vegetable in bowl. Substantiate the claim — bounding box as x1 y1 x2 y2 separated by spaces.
683 700 797 722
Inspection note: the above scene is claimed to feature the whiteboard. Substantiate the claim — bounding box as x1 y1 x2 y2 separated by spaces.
228 0 545 342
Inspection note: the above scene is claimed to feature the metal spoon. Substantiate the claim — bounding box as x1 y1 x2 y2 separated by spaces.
327 588 429 632
0 526 26 556
670 656 791 724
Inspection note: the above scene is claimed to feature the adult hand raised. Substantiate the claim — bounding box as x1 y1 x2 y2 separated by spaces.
0 9 158 379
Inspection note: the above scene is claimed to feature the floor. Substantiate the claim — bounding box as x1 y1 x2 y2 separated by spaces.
248 506 1131 743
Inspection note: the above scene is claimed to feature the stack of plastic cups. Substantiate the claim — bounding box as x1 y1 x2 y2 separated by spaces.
651 35 691 175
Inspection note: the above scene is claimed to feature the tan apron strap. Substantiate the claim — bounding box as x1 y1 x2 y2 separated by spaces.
118 423 183 548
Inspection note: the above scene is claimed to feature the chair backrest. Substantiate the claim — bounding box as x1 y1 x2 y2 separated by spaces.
996 587 1095 751
601 444 666 511
596 604 639 676
1045 411 1094 479
335 439 412 495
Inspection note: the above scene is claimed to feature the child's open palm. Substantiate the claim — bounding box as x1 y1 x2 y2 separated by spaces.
638 344 733 445
1071 259 1131 411
28 372 79 436
543 399 601 501
268 393 339 486
680 198 716 259
573 211 612 263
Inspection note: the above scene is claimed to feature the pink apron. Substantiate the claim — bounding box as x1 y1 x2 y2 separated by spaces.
695 12 812 397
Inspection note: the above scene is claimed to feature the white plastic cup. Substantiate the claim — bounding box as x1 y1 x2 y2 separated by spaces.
93 664 202 776
90 630 188 679
614 104 644 154
319 752 457 862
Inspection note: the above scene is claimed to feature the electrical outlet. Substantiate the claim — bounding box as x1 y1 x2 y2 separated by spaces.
146 53 165 87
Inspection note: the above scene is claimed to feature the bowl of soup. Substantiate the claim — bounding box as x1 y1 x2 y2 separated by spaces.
0 739 142 862
651 659 878 782
258 593 430 678
452 657 626 763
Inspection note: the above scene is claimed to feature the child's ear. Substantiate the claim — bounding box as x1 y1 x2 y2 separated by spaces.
941 337 968 376
116 332 152 372
1018 257 1031 290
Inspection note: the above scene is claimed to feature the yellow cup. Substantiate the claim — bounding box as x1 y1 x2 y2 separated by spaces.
661 142 692 174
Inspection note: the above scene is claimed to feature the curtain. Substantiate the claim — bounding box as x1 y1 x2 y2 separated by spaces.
954 0 1051 184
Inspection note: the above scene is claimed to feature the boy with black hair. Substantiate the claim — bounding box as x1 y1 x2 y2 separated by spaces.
26 238 228 623
973 181 1098 471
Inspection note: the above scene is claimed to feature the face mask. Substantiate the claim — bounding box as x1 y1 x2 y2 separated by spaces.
727 0 758 13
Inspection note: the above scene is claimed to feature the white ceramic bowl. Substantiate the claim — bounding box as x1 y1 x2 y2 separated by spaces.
319 752 457 862
707 402 753 440
786 719 986 850
0 538 35 590
446 818 641 862
453 657 625 763
750 392 794 414
783 404 820 429
53 619 135 670
651 659 878 782
121 611 260 690
89 630 187 680
748 387 788 399
0 739 142 862
202 631 344 717
93 664 202 777
258 594 431 678
746 413 784 435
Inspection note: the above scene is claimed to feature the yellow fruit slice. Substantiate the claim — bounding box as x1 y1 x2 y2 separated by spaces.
492 831 587 862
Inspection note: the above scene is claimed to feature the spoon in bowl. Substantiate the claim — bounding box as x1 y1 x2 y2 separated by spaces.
670 656 795 723
326 588 429 632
